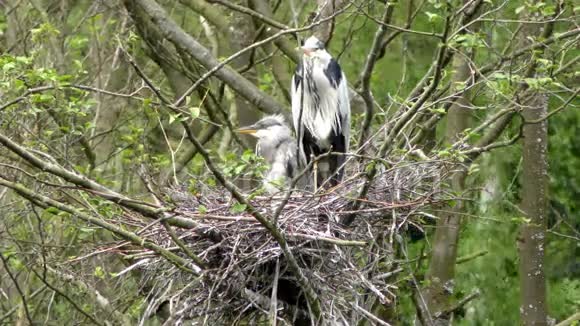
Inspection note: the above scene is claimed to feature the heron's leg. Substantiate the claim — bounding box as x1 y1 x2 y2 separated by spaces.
317 160 330 189
312 154 318 192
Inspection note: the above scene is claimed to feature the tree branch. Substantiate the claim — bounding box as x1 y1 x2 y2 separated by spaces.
436 290 480 317
208 0 288 30
525 88 579 124
29 268 106 326
127 0 285 115
342 6 452 226
0 177 201 275
357 2 395 148
0 130 199 229
0 253 35 325
0 285 47 323
556 312 580 326
177 0 230 34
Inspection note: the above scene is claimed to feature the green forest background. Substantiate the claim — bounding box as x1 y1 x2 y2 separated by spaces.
0 0 578 325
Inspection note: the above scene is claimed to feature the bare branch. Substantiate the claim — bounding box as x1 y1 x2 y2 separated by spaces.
525 88 579 124
0 285 47 323
0 177 200 275
343 5 452 226
126 0 285 115
555 312 580 326
357 2 395 148
0 253 35 326
0 129 202 228
208 0 288 30
437 290 480 317
29 268 111 326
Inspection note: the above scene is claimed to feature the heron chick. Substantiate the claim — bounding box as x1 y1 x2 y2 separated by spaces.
237 115 298 194
292 35 350 189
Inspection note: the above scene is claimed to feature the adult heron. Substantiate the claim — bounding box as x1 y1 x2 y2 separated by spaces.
237 115 298 194
291 35 350 189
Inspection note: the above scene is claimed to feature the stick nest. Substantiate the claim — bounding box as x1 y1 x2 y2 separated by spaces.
122 159 451 325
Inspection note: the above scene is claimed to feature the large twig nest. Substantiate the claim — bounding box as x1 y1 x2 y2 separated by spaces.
121 158 451 324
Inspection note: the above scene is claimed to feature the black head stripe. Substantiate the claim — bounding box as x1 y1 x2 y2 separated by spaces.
256 116 284 129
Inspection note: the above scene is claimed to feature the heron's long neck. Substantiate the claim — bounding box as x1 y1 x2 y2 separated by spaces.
302 60 321 111
299 57 339 144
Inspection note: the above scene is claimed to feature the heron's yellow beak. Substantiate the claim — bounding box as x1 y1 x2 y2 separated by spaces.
296 46 313 57
236 128 257 135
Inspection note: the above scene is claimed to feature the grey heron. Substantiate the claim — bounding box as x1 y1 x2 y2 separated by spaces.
291 35 350 189
237 115 298 194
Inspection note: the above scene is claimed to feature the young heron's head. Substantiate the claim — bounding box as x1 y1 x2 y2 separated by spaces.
236 115 292 140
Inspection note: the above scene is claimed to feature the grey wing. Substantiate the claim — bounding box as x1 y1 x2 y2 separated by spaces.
268 140 298 180
291 63 303 135
291 64 308 166
283 139 299 179
337 72 350 153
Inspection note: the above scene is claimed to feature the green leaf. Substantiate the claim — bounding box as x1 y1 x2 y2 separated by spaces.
189 106 200 119
198 205 207 214
169 113 181 124
453 80 467 91
78 227 95 240
541 5 555 16
15 56 32 65
80 227 95 233
468 163 480 176
491 72 507 80
364 162 376 174
230 202 247 214
45 207 61 215
2 62 16 72
438 149 450 157
30 23 61 44
234 164 246 175
425 11 441 23
9 258 24 271
206 178 216 187
511 216 532 224
429 107 446 114
94 266 105 279
242 149 255 161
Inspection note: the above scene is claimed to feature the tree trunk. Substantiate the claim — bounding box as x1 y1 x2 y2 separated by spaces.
229 3 260 130
421 48 472 326
1 1 24 53
92 63 130 167
515 4 554 323
517 87 549 325
312 0 348 44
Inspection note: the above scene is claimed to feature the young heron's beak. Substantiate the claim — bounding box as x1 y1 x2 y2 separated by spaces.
236 125 257 135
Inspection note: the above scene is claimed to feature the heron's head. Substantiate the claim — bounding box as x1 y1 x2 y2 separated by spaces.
236 115 292 140
299 36 331 62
